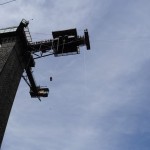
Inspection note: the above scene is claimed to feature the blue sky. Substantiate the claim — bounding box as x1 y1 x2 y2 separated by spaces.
1 0 150 150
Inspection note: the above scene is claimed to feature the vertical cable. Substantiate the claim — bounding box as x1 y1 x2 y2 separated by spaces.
83 49 87 94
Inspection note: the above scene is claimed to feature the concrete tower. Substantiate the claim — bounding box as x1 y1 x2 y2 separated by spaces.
0 20 29 147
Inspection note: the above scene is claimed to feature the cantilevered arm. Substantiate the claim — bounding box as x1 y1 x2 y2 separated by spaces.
27 29 90 56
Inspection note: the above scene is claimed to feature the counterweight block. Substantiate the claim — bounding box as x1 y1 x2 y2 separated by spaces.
30 87 49 98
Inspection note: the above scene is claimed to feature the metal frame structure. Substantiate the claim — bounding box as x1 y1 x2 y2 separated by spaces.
20 19 91 100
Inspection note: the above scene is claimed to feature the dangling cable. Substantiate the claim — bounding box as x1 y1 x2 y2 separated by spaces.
83 49 87 93
62 39 65 56
0 0 16 5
